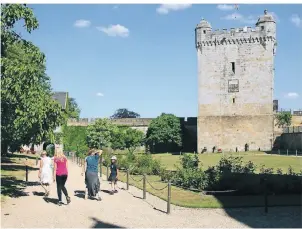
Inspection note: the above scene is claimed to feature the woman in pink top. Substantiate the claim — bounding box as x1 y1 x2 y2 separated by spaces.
53 148 71 206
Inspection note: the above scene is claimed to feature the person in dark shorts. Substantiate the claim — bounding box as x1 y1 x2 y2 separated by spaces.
108 156 118 194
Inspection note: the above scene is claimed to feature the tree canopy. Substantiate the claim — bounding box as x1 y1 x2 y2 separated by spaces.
111 126 144 153
86 118 116 149
275 112 292 128
67 97 81 119
145 113 182 152
110 108 140 119
1 4 66 154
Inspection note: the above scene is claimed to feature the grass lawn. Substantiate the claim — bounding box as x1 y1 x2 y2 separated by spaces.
152 152 302 173
1 153 39 203
102 152 302 208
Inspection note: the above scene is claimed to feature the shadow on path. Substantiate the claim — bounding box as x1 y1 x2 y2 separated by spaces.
32 191 45 196
90 217 124 228
43 197 59 205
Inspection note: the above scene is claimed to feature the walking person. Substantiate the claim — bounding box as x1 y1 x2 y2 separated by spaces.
108 156 119 194
81 149 102 201
38 150 53 197
53 148 71 206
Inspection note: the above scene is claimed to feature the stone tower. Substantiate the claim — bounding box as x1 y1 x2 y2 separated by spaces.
195 10 277 152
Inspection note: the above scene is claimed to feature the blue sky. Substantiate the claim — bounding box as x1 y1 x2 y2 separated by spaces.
20 4 302 118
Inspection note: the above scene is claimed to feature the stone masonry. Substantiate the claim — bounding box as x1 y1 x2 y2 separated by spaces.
195 10 277 152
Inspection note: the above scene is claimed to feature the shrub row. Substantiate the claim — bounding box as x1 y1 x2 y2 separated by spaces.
101 150 163 175
161 154 302 195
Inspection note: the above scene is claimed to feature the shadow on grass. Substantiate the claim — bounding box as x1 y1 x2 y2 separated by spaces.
1 176 30 198
203 172 302 228
90 217 124 228
1 164 39 172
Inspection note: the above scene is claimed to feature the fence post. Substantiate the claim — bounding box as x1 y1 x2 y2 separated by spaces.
167 181 171 214
36 154 38 166
264 178 268 214
296 150 298 157
100 155 103 178
287 149 288 156
126 170 129 190
25 165 28 182
278 149 280 155
143 174 146 200
106 166 109 180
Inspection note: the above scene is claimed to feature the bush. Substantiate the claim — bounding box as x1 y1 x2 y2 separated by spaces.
131 154 162 175
181 153 200 169
171 168 206 190
113 152 163 175
171 155 302 195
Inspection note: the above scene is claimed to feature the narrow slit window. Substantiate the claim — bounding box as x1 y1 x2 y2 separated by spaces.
261 26 264 31
203 30 206 34
233 98 236 104
231 62 235 73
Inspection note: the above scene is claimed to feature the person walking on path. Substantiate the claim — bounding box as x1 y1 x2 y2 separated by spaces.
38 150 53 197
53 148 71 206
108 156 119 195
81 149 102 201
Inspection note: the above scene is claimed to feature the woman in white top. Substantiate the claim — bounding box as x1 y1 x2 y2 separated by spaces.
38 151 53 197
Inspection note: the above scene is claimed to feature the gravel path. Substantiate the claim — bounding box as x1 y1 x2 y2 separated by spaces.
2 160 301 228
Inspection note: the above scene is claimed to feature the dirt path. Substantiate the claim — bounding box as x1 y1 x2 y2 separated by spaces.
1 160 301 228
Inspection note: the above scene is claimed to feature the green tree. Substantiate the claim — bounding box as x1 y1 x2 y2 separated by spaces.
86 118 115 149
124 128 144 153
67 97 81 120
111 126 144 153
1 4 66 154
275 112 292 128
146 113 182 152
110 108 140 119
111 126 127 151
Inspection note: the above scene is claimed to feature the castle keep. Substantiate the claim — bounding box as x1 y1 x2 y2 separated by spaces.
195 10 277 152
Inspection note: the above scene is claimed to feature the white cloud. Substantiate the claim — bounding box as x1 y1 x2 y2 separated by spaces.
291 14 301 28
96 92 104 97
221 13 257 24
113 5 119 10
97 24 129 37
74 19 91 28
285 92 299 99
217 4 235 11
221 11 279 25
156 4 192 15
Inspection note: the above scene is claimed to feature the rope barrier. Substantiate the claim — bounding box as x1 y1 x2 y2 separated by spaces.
146 178 168 191
129 175 144 183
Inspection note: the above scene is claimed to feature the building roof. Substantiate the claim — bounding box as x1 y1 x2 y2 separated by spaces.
196 18 212 29
52 92 68 109
256 10 275 26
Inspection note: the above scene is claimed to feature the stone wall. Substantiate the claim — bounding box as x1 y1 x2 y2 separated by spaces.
277 133 302 151
196 16 276 153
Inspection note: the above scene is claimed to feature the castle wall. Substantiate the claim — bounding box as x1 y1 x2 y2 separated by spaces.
196 24 276 152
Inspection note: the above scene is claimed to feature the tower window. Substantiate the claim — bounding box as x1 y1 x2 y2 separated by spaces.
203 30 206 34
261 26 264 31
233 98 236 104
231 62 235 73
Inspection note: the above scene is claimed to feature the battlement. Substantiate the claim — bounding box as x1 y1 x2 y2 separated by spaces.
67 117 198 127
196 26 276 47
195 10 277 48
